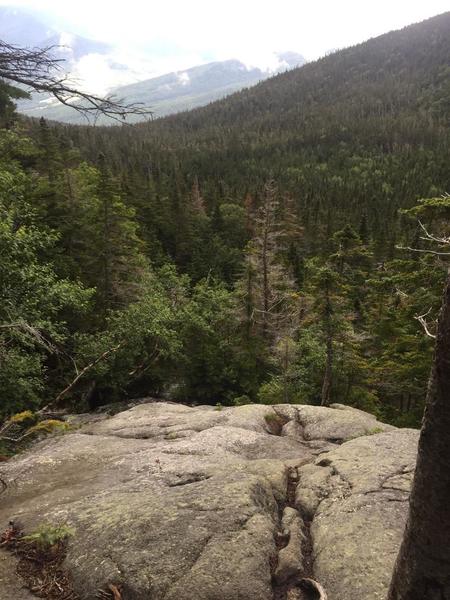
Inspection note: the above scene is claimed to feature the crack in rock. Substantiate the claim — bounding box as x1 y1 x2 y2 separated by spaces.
0 402 419 600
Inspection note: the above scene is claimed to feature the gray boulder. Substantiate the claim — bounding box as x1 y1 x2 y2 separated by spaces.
297 429 419 600
0 402 418 600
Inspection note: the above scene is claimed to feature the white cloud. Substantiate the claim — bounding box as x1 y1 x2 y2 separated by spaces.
58 31 74 49
1 0 449 91
177 72 190 86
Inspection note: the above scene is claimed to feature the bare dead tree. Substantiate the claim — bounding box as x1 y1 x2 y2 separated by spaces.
0 40 152 123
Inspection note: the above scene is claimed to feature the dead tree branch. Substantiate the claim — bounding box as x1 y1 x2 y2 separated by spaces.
45 341 125 410
0 41 152 123
396 246 450 256
0 321 58 353
414 308 437 339
418 220 450 246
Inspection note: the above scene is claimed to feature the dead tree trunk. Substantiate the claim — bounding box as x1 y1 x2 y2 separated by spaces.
387 273 450 600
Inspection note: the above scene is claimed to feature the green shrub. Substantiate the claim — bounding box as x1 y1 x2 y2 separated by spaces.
264 412 288 435
27 419 71 435
258 380 305 405
8 411 38 425
367 426 384 435
231 394 251 406
23 524 74 550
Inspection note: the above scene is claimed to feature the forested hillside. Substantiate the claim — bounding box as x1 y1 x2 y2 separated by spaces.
1 12 450 428
18 54 306 124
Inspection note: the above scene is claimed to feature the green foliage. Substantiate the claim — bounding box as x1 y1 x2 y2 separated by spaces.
72 267 182 401
23 524 75 550
173 276 241 402
0 130 93 416
264 412 287 434
367 427 384 435
258 381 286 405
8 411 38 426
1 17 448 426
27 420 71 436
0 81 29 128
231 394 251 406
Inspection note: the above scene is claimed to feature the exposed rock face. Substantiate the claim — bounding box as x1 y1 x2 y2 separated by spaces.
297 429 418 600
0 552 35 599
0 402 418 600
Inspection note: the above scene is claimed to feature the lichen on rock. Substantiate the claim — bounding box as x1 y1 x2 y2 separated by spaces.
0 401 418 600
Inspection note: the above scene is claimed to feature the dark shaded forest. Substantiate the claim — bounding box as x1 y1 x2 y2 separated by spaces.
1 12 450 426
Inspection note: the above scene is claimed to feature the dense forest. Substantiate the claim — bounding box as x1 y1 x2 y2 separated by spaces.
1 12 450 427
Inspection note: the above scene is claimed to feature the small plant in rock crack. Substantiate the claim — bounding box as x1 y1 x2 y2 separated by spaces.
264 412 287 435
1 520 79 599
22 523 75 552
367 426 384 435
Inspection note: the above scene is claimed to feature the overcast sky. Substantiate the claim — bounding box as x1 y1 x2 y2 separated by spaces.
3 0 450 60
1 0 449 91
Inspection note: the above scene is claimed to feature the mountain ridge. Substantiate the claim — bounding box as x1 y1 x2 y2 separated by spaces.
17 53 306 123
0 5 306 123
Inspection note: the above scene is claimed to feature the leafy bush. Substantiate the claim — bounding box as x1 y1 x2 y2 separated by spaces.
231 394 251 406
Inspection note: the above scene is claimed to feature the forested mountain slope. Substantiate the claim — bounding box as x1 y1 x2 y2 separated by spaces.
2 12 450 429
18 54 306 124
68 12 450 251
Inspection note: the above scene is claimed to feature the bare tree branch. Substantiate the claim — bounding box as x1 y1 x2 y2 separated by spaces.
396 246 450 256
418 220 450 245
397 215 450 339
0 321 58 353
395 287 408 298
414 308 437 339
0 41 153 123
47 341 125 409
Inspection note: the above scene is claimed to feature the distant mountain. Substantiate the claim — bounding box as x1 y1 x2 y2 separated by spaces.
16 53 306 124
106 52 306 122
0 5 306 123
74 11 450 243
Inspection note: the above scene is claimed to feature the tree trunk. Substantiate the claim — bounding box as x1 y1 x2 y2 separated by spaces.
321 333 333 406
283 337 289 404
406 393 412 413
321 284 333 407
387 273 450 600
261 217 270 340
